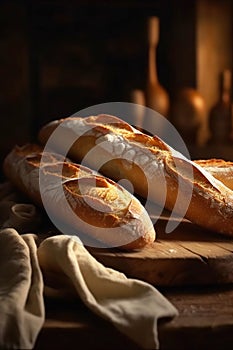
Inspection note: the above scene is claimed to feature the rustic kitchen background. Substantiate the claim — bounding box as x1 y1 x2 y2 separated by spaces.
0 0 232 176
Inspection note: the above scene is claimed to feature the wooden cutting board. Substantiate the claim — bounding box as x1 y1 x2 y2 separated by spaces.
88 215 233 287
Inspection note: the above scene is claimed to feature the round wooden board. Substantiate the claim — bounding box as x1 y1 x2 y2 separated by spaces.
88 217 233 286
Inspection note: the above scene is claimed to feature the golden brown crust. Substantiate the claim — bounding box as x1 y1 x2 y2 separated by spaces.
3 144 155 250
194 159 233 191
38 115 233 237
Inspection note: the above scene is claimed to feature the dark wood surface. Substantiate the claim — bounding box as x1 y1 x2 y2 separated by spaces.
34 216 233 349
88 217 233 286
34 284 233 350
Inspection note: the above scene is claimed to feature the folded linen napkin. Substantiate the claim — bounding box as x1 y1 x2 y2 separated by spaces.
0 182 41 232
0 182 178 348
2 203 41 232
0 228 45 349
38 235 178 349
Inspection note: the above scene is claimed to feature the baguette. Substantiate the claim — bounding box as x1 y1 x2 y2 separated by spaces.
194 159 233 191
39 114 233 237
3 144 155 249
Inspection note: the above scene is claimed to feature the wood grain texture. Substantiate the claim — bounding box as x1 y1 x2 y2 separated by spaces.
34 208 233 349
35 285 233 350
88 217 233 286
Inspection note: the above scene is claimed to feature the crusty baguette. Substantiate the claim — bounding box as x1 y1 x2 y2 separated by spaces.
194 159 233 191
38 114 233 237
3 144 155 250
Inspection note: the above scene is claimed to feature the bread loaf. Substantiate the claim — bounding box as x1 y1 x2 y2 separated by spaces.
39 114 233 237
194 159 233 191
3 144 155 249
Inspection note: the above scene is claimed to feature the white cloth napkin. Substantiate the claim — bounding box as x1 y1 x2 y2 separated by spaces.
1 203 41 232
0 181 178 349
0 228 45 349
38 235 178 349
0 182 41 232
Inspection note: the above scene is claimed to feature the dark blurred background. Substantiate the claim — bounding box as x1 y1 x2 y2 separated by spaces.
0 0 232 170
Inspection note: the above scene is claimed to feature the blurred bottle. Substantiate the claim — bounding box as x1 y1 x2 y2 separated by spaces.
209 69 232 144
145 16 169 117
231 103 233 140
171 88 207 146
130 89 146 129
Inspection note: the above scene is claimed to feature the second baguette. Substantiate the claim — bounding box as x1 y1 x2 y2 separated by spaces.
3 144 155 250
194 159 233 191
39 114 233 237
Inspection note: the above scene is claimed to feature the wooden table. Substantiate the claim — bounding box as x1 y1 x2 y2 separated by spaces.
34 215 233 349
34 284 233 350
